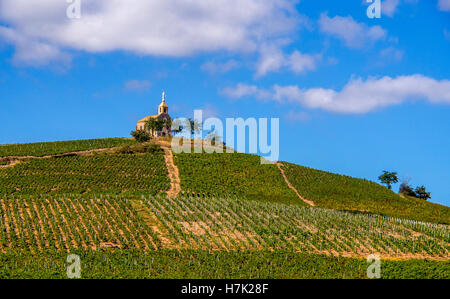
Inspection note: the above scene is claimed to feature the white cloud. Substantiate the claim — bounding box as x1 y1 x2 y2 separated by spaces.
286 111 310 123
380 47 404 62
438 0 450 11
256 45 320 77
382 0 401 17
221 75 450 114
124 80 152 92
0 26 71 67
318 13 387 48
0 0 300 66
201 60 240 74
199 104 219 119
288 51 320 74
220 83 271 99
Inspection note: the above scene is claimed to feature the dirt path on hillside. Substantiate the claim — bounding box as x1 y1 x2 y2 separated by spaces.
0 159 21 169
157 141 181 198
0 147 115 169
276 162 315 207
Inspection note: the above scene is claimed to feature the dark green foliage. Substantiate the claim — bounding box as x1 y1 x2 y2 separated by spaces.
145 118 172 135
172 118 201 136
187 118 202 136
415 186 431 201
174 152 302 205
399 182 417 197
378 170 399 190
381 259 450 279
116 142 163 155
0 138 137 157
145 118 165 132
131 130 151 143
281 162 450 224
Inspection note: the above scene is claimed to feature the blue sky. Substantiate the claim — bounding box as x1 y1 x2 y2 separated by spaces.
1 0 449 206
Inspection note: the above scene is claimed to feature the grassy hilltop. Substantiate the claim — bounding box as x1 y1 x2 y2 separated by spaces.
0 138 449 279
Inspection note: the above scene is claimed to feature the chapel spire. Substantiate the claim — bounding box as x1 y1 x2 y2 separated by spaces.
158 91 168 115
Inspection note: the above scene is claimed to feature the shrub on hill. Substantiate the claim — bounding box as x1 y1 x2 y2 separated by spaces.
399 182 431 201
399 182 417 197
131 130 151 143
116 142 163 155
415 186 431 201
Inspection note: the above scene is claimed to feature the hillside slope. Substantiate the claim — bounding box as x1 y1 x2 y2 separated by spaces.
280 162 450 224
0 138 449 279
0 138 136 157
0 138 448 224
1 194 448 259
0 142 169 196
174 152 302 205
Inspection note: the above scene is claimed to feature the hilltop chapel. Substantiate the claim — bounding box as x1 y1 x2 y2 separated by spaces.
136 92 172 137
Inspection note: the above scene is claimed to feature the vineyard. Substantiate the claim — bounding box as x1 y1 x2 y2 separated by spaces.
174 152 302 205
0 152 169 196
1 194 448 260
280 162 450 224
139 195 449 259
0 138 137 157
2 249 449 279
0 138 449 278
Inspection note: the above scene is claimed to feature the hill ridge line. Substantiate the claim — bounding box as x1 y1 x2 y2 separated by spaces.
276 162 315 207
0 147 116 169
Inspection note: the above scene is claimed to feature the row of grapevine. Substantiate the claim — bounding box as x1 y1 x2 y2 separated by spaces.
174 152 302 205
0 153 170 196
0 196 159 253
0 138 137 157
141 194 449 258
1 194 448 259
3 248 449 279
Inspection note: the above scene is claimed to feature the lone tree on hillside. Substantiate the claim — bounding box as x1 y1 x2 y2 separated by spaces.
415 186 431 201
378 170 399 190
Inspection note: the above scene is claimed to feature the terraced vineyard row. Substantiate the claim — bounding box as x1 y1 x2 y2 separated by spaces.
0 153 170 195
0 196 160 253
174 152 301 205
0 138 137 157
142 195 449 259
280 162 450 224
2 249 449 279
1 194 448 259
